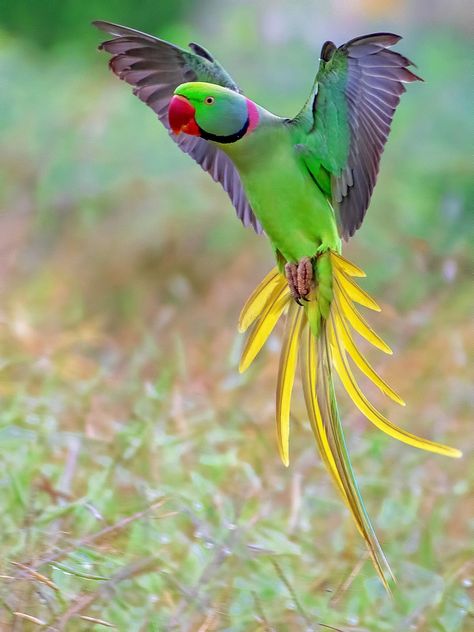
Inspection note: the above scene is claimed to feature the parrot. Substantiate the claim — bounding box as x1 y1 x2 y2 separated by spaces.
94 21 462 590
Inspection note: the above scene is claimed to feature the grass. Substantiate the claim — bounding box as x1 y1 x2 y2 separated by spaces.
0 27 472 631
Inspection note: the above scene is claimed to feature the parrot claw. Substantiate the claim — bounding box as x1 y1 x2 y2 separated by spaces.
285 257 314 303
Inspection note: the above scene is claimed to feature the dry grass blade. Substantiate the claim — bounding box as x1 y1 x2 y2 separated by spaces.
79 615 117 628
10 561 60 592
54 556 161 630
330 555 366 606
13 612 46 625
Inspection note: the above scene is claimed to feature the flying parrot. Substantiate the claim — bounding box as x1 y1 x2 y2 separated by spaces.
94 21 461 589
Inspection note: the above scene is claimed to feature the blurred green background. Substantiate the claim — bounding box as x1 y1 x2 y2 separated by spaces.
0 1 472 630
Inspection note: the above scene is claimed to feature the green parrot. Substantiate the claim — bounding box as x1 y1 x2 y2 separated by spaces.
94 21 461 589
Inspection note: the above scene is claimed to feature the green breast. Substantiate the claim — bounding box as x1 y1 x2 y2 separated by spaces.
224 122 340 262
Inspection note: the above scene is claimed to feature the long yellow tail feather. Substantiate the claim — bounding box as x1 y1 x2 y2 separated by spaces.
329 316 461 459
238 250 462 588
331 251 366 278
239 284 290 373
337 269 381 311
317 327 395 590
335 279 393 354
332 304 405 406
276 302 304 466
239 268 283 333
301 324 394 590
300 324 348 501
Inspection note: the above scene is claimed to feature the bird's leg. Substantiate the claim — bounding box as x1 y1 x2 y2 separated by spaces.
297 257 313 299
285 257 314 304
285 262 299 301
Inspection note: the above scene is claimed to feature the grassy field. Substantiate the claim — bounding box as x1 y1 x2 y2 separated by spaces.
0 14 472 632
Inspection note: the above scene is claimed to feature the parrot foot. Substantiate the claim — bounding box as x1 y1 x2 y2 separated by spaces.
285 257 314 305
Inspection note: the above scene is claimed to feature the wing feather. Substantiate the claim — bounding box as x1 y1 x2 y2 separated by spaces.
94 21 262 233
293 32 421 239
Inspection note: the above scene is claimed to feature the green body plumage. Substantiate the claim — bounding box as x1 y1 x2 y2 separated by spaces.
224 118 342 261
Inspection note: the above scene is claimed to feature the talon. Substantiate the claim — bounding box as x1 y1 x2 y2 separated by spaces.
285 257 314 303
297 257 313 298
285 262 299 301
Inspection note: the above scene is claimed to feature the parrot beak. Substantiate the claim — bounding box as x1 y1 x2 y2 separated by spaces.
168 95 200 136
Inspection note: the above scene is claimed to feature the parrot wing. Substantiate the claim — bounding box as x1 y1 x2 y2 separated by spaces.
292 33 421 239
93 21 262 233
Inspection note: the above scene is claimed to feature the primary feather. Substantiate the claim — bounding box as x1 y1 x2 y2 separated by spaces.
293 33 422 238
93 21 262 232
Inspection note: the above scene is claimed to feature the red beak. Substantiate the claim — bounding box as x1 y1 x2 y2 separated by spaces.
168 95 200 136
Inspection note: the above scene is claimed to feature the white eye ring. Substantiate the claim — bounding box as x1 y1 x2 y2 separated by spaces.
205 96 215 105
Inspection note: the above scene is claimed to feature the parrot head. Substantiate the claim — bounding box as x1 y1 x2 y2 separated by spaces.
168 82 259 143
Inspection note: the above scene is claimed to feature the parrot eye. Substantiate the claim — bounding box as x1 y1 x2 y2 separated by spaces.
205 96 215 105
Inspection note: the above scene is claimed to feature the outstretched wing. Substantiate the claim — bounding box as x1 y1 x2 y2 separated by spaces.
292 33 421 239
94 21 262 233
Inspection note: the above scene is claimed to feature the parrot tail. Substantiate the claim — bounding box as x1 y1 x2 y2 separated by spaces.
238 250 461 590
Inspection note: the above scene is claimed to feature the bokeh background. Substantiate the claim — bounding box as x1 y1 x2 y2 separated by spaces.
0 1 472 630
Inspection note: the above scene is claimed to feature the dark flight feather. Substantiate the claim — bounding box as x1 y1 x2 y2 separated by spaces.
294 32 422 240
93 21 262 234
336 34 422 239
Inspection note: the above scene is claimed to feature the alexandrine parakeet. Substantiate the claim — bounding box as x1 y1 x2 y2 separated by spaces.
94 21 461 589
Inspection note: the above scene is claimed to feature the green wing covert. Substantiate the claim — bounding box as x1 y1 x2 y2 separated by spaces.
292 33 421 239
